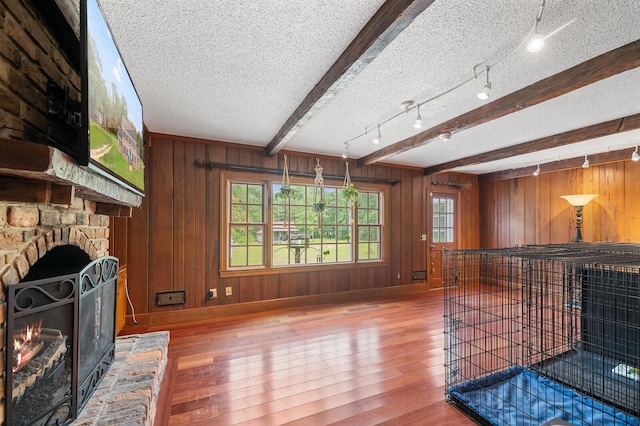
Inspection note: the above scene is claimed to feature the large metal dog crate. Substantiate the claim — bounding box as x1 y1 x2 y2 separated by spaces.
444 244 640 425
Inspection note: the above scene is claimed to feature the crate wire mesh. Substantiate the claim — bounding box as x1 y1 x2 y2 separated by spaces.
444 244 640 425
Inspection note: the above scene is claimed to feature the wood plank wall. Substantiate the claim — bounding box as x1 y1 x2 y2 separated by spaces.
479 160 640 247
119 134 479 321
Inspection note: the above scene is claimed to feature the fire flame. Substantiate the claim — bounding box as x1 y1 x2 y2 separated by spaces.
13 320 43 373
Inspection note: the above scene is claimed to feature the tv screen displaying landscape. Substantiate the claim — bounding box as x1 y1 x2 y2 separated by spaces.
86 0 144 194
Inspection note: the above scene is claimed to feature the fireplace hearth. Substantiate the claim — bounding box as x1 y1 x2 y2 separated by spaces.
5 250 118 426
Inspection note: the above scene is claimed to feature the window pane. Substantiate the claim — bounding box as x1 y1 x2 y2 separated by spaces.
366 193 376 209
248 226 262 245
368 210 378 224
232 184 247 203
247 246 263 266
358 226 369 242
446 228 454 242
248 185 262 204
230 226 246 245
370 227 380 242
248 205 262 223
358 209 367 224
230 246 247 267
231 205 246 223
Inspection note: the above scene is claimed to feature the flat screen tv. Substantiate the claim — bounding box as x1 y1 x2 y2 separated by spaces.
80 0 145 195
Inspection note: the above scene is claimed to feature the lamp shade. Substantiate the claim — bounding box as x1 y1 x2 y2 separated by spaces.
560 194 599 207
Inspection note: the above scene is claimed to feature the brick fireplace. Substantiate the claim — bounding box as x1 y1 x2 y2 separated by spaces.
0 199 111 424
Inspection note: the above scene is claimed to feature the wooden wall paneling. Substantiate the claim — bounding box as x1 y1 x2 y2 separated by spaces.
307 270 319 295
337 268 351 292
183 143 197 308
600 162 625 242
127 188 149 315
624 162 640 242
194 143 207 305
581 166 597 243
226 147 240 165
478 181 493 248
350 268 362 291
148 139 175 312
278 274 291 298
193 144 206 307
172 141 186 309
410 173 424 282
400 169 411 284
497 180 510 247
509 178 525 246
261 275 279 300
109 217 128 264
536 173 551 244
523 176 536 245
205 144 226 306
547 171 571 244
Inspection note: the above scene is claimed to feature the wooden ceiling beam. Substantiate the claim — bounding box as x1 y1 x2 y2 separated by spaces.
423 113 640 175
479 148 636 182
264 0 435 157
358 39 640 166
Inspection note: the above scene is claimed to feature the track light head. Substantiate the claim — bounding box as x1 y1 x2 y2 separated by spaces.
533 164 541 176
477 65 491 100
342 142 349 159
439 132 452 142
477 82 491 100
632 145 640 162
527 34 545 52
373 125 381 145
582 154 590 169
413 104 423 129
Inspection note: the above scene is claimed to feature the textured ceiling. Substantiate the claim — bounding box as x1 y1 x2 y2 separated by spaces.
98 0 640 174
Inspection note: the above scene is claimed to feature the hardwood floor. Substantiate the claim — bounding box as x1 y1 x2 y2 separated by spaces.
130 289 476 425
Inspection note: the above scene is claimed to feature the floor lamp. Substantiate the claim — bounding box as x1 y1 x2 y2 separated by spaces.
560 194 599 242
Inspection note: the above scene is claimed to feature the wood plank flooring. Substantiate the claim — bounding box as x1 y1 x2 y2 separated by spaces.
129 289 476 425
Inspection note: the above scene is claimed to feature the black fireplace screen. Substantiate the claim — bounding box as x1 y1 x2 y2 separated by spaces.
5 256 118 426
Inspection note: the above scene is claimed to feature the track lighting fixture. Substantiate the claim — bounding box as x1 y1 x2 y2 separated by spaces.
342 142 349 159
439 132 452 142
373 124 381 145
413 104 423 129
632 145 640 162
582 154 589 169
533 164 540 176
477 66 491 100
527 0 546 52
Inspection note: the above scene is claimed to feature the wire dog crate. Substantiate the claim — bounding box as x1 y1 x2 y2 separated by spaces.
444 244 640 425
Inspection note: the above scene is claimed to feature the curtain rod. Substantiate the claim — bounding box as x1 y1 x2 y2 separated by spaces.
194 160 399 185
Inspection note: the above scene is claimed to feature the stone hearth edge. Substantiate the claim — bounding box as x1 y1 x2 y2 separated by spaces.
73 331 170 426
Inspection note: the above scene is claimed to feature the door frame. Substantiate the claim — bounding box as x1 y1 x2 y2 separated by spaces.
426 188 460 289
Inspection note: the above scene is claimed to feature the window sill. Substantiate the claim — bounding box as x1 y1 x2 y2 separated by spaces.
220 260 388 279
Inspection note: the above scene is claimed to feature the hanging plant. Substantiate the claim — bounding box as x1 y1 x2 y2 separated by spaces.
343 183 359 207
312 158 326 215
342 162 360 207
275 154 295 201
312 197 326 213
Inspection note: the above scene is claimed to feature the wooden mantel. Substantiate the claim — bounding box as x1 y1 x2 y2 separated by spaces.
0 139 142 211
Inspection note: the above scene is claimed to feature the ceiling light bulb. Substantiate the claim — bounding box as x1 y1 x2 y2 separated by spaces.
477 83 491 100
582 154 589 169
342 143 349 159
373 125 381 145
632 145 640 161
413 116 423 129
477 65 491 100
533 164 540 176
527 34 545 52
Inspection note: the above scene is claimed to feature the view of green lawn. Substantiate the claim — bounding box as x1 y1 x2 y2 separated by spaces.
90 121 144 190
230 239 379 267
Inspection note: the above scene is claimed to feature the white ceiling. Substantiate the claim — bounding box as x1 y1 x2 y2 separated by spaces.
98 0 640 175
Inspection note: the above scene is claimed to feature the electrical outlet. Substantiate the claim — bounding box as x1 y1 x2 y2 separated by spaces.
397 273 401 279
225 286 232 296
208 288 217 299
